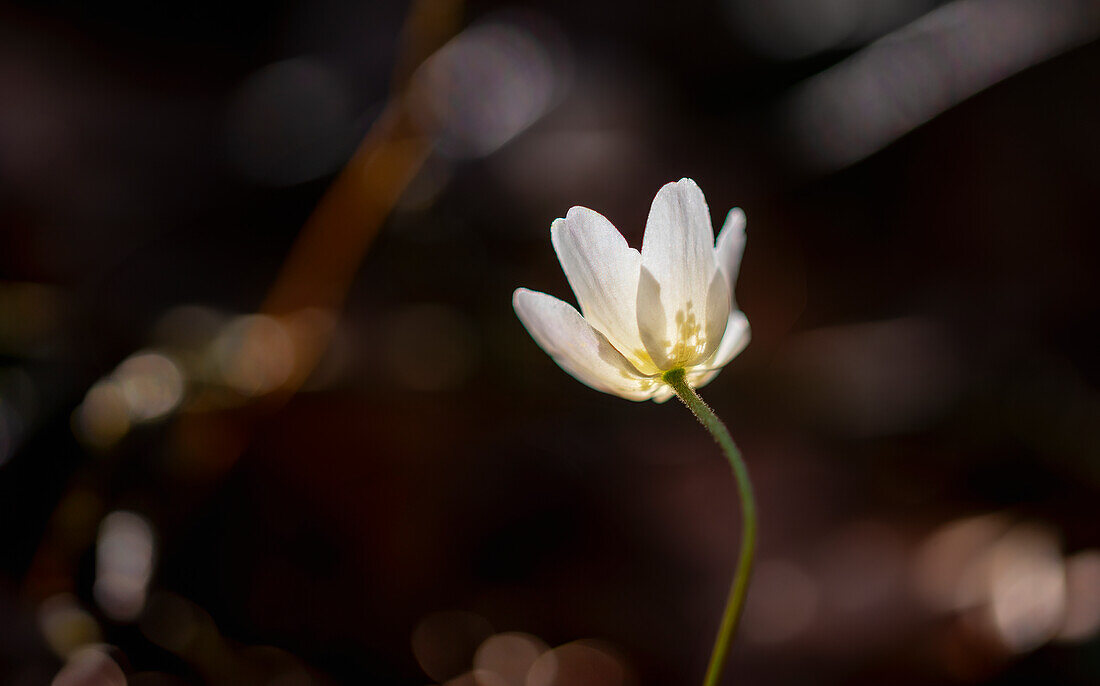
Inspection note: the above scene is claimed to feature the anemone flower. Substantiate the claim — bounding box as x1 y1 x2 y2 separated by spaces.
513 178 749 402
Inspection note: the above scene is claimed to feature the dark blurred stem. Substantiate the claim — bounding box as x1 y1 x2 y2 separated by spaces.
662 368 756 686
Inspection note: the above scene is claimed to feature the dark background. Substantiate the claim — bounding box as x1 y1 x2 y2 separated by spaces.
2 0 1099 684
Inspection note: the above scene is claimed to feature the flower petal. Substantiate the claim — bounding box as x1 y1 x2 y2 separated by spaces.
639 179 724 368
635 266 671 370
702 269 731 363
651 386 676 403
513 288 657 401
550 208 656 374
715 207 746 306
641 179 719 310
705 310 751 372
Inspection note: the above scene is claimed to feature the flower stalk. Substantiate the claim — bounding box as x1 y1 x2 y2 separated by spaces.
662 368 756 686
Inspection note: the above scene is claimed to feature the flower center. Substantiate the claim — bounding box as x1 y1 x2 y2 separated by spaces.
664 302 708 368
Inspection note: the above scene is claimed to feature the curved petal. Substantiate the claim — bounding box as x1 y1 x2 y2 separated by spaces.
702 270 731 363
684 362 730 393
706 310 751 371
715 207 747 306
636 266 671 370
639 179 723 368
651 386 676 403
550 208 656 374
513 288 657 401
641 179 719 312
686 368 720 392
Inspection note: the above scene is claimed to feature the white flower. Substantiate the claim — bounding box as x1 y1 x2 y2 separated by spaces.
514 178 750 402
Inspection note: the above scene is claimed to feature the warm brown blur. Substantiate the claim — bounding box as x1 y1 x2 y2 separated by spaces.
2 1 1099 685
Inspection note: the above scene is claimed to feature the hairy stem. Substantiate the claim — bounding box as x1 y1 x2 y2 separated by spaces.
662 368 757 686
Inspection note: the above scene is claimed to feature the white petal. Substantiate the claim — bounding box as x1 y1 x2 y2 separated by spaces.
635 266 671 369
641 180 719 310
706 310 751 371
715 208 747 306
638 179 724 368
651 386 676 403
686 368 720 391
702 270 731 362
513 288 657 401
550 208 656 374
690 361 735 392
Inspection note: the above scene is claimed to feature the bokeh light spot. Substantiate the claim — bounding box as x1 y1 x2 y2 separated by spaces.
50 646 127 686
474 632 549 686
410 19 562 158
725 0 931 60
94 510 156 622
411 611 494 683
915 513 1012 612
212 314 296 396
73 381 131 449
37 594 102 659
526 641 624 686
1058 550 1100 643
114 351 185 422
989 524 1066 652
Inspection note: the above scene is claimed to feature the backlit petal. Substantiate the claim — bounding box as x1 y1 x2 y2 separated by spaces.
550 208 656 374
652 386 676 403
702 270 731 362
636 266 671 370
639 180 723 368
687 368 720 391
705 310 750 372
513 288 657 400
641 179 719 316
715 207 747 306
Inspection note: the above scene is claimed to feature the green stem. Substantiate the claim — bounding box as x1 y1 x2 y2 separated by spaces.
662 368 757 686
